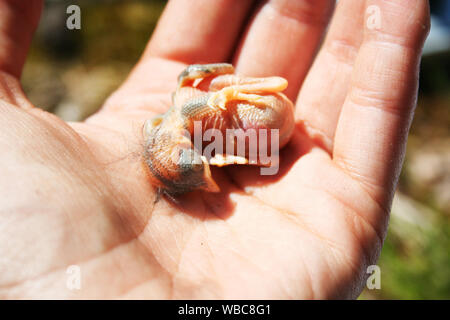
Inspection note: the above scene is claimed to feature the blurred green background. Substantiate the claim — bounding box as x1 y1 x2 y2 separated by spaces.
22 0 449 299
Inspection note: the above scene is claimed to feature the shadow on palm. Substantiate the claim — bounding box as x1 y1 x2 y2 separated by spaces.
160 122 316 221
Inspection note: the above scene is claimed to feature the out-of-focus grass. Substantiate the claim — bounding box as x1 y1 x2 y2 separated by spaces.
361 194 450 299
380 214 449 299
23 0 450 300
23 0 166 119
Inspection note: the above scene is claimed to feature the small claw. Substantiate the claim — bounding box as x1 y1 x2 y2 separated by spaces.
143 119 153 139
143 115 164 138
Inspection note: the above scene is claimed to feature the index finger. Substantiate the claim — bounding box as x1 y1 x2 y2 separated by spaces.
145 0 256 64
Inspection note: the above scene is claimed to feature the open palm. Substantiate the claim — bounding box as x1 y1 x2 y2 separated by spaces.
0 0 429 299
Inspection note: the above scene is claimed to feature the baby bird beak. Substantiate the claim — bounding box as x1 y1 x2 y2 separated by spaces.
199 156 220 193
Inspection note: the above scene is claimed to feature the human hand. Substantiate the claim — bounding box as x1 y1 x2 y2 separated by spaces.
0 0 429 299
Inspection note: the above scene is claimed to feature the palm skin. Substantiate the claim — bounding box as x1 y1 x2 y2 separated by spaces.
0 0 429 299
